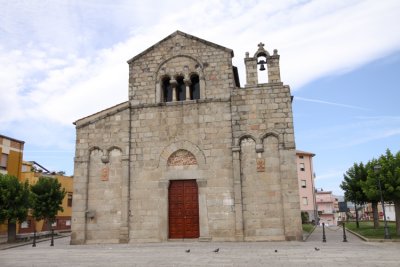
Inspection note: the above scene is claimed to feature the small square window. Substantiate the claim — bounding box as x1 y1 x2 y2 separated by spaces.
21 220 30 229
301 180 306 188
0 154 8 169
299 155 304 159
300 163 305 171
67 193 73 207
302 197 308 205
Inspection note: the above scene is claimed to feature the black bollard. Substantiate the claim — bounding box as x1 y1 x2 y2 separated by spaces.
342 222 348 242
50 229 54 246
322 222 326 242
32 230 36 247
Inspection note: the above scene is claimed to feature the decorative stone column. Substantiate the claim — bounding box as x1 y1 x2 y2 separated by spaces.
197 179 211 241
232 146 244 241
184 78 191 100
199 77 206 99
170 78 177 101
155 82 161 102
119 155 130 243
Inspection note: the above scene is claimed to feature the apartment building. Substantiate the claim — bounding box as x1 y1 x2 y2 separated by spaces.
0 135 73 236
0 134 24 178
0 134 25 234
316 190 338 226
17 161 73 234
296 150 317 223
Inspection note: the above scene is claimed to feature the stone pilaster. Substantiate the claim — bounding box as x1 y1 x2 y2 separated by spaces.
197 179 211 241
119 155 130 243
70 157 89 245
158 180 170 241
232 146 244 241
279 149 303 241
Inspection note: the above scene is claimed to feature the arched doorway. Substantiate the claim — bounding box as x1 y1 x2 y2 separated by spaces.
168 180 199 238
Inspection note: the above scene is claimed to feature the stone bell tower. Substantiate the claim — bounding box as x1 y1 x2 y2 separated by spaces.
230 42 301 241
244 42 281 86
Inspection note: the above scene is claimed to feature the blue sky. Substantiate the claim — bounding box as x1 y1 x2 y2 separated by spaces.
1 0 399 195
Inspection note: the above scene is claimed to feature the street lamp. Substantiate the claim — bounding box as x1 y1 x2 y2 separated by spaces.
374 164 390 239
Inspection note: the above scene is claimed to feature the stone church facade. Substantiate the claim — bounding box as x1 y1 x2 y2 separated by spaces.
71 31 302 244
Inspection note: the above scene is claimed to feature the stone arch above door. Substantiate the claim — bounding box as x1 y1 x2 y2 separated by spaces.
167 149 198 166
159 140 206 170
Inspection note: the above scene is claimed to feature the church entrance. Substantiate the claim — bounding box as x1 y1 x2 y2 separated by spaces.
168 180 199 238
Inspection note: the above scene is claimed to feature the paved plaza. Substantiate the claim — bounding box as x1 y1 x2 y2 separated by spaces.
1 226 399 266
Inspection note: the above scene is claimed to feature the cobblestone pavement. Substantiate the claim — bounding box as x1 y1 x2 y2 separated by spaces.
1 226 399 267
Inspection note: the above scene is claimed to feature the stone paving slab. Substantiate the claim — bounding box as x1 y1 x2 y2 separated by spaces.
0 227 399 267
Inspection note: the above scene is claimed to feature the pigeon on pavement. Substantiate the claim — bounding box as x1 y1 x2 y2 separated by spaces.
185 249 190 253
213 248 219 253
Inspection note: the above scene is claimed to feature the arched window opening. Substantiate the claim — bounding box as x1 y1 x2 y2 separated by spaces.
176 76 186 101
160 72 201 102
257 56 268 84
162 76 172 102
190 74 200 100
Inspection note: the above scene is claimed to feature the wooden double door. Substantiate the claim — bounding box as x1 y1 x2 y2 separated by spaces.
168 180 199 238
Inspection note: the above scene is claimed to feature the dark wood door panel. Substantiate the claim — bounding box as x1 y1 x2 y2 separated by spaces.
169 180 199 238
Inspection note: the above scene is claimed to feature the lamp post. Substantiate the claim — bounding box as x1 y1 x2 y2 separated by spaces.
374 165 390 239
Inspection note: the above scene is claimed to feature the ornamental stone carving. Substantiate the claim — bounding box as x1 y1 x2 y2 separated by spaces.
167 149 197 166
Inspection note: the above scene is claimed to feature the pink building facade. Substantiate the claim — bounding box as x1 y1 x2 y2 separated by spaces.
296 150 317 223
316 190 338 226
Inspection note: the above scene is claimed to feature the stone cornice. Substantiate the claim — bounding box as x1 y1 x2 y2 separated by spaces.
130 97 231 110
74 101 130 129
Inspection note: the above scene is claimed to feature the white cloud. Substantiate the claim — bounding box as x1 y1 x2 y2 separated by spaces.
274 0 400 89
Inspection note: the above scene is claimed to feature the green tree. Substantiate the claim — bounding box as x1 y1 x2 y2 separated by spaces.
0 174 30 243
301 211 309 224
340 162 368 228
361 160 383 228
377 149 400 235
30 176 66 229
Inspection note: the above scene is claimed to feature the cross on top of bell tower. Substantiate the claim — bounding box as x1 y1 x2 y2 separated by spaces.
256 42 267 56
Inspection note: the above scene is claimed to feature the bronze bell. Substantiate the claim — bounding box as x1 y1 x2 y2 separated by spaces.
258 59 266 71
